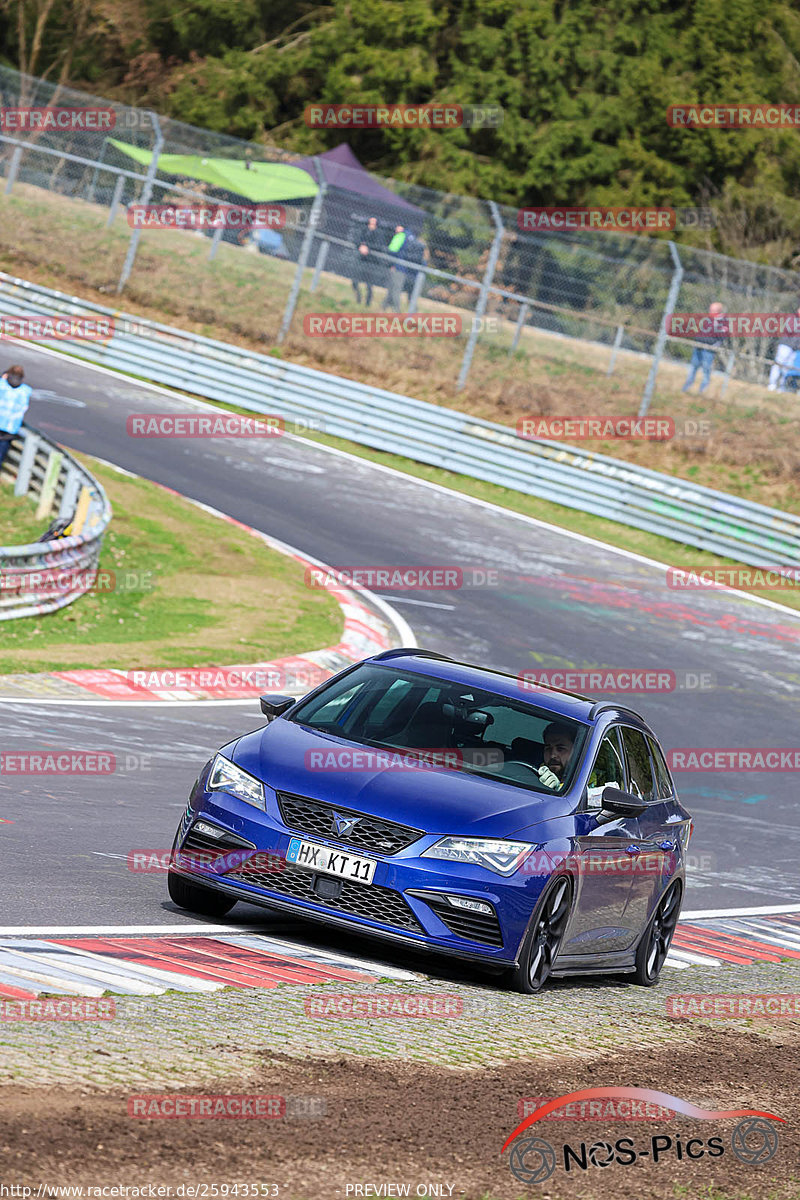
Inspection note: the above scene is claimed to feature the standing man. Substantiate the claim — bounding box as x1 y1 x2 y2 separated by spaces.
0 365 32 470
382 224 408 312
351 216 382 307
682 302 727 394
768 303 800 392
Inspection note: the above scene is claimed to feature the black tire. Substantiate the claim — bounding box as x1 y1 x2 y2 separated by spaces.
509 875 573 995
632 880 682 986
167 869 237 917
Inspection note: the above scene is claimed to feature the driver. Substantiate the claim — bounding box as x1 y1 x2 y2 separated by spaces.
538 722 575 789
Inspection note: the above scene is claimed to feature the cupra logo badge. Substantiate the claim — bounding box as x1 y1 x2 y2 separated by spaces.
332 813 360 837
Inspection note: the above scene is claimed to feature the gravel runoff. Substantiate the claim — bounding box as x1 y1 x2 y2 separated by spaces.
3 959 800 1089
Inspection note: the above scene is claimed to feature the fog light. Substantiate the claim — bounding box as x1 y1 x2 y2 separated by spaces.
194 821 225 839
447 895 493 915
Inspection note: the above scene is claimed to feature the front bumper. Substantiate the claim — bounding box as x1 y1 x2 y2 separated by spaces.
170 790 550 968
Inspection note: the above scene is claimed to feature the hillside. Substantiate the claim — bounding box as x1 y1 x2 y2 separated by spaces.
3 0 800 265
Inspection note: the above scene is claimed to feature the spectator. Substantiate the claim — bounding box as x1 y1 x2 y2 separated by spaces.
0 365 32 471
768 304 800 392
402 232 427 306
253 226 289 259
682 301 727 394
351 216 382 307
382 225 408 311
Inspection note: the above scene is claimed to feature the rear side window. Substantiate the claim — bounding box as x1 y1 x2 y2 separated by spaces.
620 726 656 801
647 735 675 799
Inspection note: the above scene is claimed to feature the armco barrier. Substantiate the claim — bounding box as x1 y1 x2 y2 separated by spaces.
0 422 111 620
1 270 799 569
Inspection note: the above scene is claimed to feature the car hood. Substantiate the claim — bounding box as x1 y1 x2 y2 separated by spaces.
231 720 568 838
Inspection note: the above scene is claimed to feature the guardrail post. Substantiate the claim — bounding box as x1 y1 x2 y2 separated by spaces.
639 242 683 418
310 239 329 292
4 145 22 195
106 174 125 227
58 466 81 520
457 201 504 391
510 302 529 354
208 223 225 262
407 268 426 314
606 324 625 375
117 113 163 294
14 430 38 496
35 450 63 520
278 166 327 344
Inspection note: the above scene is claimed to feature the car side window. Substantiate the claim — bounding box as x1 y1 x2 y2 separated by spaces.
647 735 674 799
621 727 656 801
585 728 625 807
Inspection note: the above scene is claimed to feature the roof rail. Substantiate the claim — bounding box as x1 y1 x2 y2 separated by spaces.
588 700 647 722
370 647 452 663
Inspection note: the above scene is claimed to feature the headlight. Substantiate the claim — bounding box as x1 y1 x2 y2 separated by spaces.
421 836 535 876
208 754 265 811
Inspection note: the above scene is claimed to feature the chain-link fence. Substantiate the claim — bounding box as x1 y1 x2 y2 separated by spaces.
1 63 799 398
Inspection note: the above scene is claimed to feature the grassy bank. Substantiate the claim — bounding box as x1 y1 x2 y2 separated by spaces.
0 457 341 674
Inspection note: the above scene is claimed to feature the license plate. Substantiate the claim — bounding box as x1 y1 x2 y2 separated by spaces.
286 837 377 885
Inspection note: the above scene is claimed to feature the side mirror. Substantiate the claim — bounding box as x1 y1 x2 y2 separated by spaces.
260 694 295 721
600 786 647 817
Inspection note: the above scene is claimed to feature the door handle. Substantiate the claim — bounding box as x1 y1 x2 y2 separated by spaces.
625 845 641 855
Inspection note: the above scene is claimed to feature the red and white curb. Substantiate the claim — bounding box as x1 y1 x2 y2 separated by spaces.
0 475 414 702
666 910 800 969
0 931 419 998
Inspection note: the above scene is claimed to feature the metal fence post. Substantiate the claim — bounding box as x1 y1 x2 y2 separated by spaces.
639 242 683 418
457 201 504 391
106 174 125 227
117 113 163 294
407 269 426 314
720 349 736 398
510 302 529 354
278 164 327 344
310 239 329 292
4 145 22 195
208 223 225 261
88 137 109 203
606 323 625 375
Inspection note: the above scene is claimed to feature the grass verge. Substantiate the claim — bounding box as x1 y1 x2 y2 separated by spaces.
0 456 341 674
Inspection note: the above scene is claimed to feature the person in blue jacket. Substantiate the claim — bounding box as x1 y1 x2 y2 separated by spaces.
0 365 32 469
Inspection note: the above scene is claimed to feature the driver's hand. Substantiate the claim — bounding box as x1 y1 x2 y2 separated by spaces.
538 764 560 789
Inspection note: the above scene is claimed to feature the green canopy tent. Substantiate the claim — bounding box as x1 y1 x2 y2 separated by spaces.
106 139 319 203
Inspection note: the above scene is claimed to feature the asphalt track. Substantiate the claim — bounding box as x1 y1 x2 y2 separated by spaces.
2 342 800 936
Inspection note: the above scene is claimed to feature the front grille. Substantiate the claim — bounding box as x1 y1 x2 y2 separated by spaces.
416 894 504 947
277 791 422 855
225 860 423 932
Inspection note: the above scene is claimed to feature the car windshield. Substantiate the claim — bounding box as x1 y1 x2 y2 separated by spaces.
288 662 589 794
